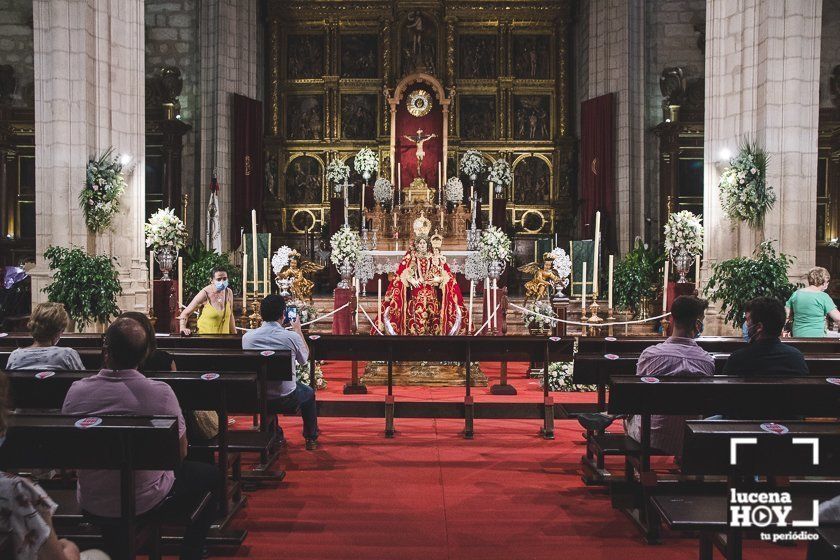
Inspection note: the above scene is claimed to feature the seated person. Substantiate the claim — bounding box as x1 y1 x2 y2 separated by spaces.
6 302 84 371
118 311 176 372
724 297 808 376
242 295 319 450
61 318 219 560
578 296 714 456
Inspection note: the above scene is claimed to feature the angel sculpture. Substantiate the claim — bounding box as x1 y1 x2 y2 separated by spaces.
518 253 561 304
277 250 323 303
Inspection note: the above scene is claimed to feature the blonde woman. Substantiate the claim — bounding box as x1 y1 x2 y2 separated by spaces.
177 266 235 335
7 303 84 370
785 267 840 337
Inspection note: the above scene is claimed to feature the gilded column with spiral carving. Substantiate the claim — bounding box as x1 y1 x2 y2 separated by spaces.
382 18 392 135
445 16 456 88
270 19 281 136
557 18 569 137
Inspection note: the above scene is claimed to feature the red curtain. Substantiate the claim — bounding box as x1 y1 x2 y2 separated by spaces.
232 94 264 247
579 94 615 247
395 85 444 193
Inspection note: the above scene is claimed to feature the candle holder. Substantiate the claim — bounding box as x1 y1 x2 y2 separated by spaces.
587 301 603 336
606 306 615 337
660 316 670 338
248 298 262 330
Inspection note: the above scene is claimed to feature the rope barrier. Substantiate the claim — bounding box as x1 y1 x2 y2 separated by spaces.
472 303 501 336
233 302 351 332
357 303 384 336
509 302 671 328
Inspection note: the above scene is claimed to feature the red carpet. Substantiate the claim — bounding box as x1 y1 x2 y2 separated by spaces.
225 363 803 560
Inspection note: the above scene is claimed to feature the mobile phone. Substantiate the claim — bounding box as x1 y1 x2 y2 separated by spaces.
286 305 298 323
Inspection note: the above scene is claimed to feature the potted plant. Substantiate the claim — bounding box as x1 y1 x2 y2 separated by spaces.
704 241 799 330
42 246 123 331
144 208 188 280
613 241 666 318
523 300 556 336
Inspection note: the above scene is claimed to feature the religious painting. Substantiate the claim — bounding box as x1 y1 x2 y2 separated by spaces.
512 95 550 141
458 35 497 79
285 156 323 204
340 35 378 78
341 94 377 140
514 156 550 204
287 35 324 79
401 11 436 76
286 95 323 140
459 96 496 140
512 35 551 79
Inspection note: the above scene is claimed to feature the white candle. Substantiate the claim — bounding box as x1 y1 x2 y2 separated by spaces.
177 257 183 310
242 252 248 311
488 182 493 227
355 277 360 330
695 255 701 285
662 260 670 313
592 211 601 297
148 250 154 309
485 278 490 331
468 280 474 333
534 240 538 261
582 261 587 310
377 278 382 328
607 255 614 310
438 162 442 205
361 182 365 228
251 210 258 294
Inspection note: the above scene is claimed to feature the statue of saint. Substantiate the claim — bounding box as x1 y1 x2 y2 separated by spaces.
382 217 465 335
518 253 561 304
276 250 323 303
403 129 437 176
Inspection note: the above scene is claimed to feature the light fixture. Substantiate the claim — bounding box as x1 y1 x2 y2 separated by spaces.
718 148 731 161
119 153 132 167
665 118 671 123
175 114 182 120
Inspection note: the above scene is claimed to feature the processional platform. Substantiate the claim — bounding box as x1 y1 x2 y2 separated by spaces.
362 362 488 387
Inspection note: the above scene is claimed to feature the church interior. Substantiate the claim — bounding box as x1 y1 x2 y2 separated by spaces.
0 0 840 559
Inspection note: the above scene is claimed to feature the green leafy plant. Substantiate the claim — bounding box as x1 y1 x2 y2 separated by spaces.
704 241 800 329
613 241 666 315
43 246 122 329
183 242 242 301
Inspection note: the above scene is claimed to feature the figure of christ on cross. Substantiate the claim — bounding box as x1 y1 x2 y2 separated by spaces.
403 129 437 176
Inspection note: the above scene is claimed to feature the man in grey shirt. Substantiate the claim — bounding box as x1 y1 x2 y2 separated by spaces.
242 295 319 450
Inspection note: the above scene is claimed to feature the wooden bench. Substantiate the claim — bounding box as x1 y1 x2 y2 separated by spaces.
5 369 258 531
576 335 840 356
0 413 206 560
651 420 840 559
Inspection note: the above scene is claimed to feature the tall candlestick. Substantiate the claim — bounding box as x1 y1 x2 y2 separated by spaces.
468 281 475 333
263 257 269 297
607 254 614 310
361 181 365 229
397 163 402 209
592 211 601 297
251 209 258 295
148 250 154 309
438 162 442 205
581 262 587 310
492 278 498 332
343 183 349 227
488 182 493 227
695 255 701 285
242 252 248 312
377 278 382 328
355 277 360 330
177 257 183 310
662 260 670 313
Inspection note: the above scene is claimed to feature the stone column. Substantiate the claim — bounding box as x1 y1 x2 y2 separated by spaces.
198 0 258 253
583 0 647 253
31 0 148 319
704 0 822 278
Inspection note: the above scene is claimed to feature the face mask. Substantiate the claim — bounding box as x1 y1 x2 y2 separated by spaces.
214 280 229 292
695 321 704 339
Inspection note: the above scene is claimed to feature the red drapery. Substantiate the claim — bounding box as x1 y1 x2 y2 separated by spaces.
579 94 615 247
232 94 264 247
395 85 444 193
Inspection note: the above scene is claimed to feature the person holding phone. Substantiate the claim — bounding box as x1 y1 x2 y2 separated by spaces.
242 295 320 450
177 267 236 336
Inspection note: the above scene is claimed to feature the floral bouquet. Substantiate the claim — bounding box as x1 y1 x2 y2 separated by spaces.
330 225 363 267
354 147 379 178
144 208 188 251
523 300 556 330
445 176 464 203
718 137 774 228
549 247 572 284
271 245 294 274
326 158 350 188
541 362 597 392
479 225 513 264
664 210 704 258
829 238 840 249
296 361 327 390
488 159 512 188
81 147 127 233
373 178 393 204
459 149 485 179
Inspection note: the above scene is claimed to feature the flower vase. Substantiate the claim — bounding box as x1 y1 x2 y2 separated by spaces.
672 250 693 284
155 247 177 281
551 278 569 303
337 259 354 290
487 260 504 281
275 276 293 299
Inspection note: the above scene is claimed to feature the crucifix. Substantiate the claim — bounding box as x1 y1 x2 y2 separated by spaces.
403 129 437 176
342 179 350 227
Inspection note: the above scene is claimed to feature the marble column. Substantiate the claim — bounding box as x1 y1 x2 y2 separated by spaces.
30 0 148 319
704 0 822 279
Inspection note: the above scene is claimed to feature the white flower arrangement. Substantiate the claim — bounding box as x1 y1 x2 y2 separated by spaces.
326 158 350 186
445 177 464 203
373 178 393 204
144 208 188 251
271 245 294 274
479 225 513 264
488 159 512 187
541 362 597 392
459 149 486 179
664 210 704 258
523 300 556 330
329 225 363 267
464 252 489 281
548 247 572 282
296 361 327 389
718 138 774 228
81 147 127 233
354 148 379 178
829 238 840 249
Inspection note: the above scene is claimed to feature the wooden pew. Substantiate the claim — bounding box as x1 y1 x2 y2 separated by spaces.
0 413 204 560
5 369 257 531
651 420 840 559
576 335 840 356
306 334 573 439
600 375 840 542
0 333 247 350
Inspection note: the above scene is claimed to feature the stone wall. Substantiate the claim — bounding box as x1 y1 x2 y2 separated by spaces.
573 0 590 138
822 0 840 108
0 0 34 107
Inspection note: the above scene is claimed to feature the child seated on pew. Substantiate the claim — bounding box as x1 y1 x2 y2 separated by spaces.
6 303 84 371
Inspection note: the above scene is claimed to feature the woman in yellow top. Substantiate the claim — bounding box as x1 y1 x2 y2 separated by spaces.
178 266 236 335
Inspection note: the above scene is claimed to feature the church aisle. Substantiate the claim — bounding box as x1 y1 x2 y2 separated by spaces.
228 417 802 560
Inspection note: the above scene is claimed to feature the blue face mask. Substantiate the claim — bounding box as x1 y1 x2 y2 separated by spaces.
214 280 229 292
